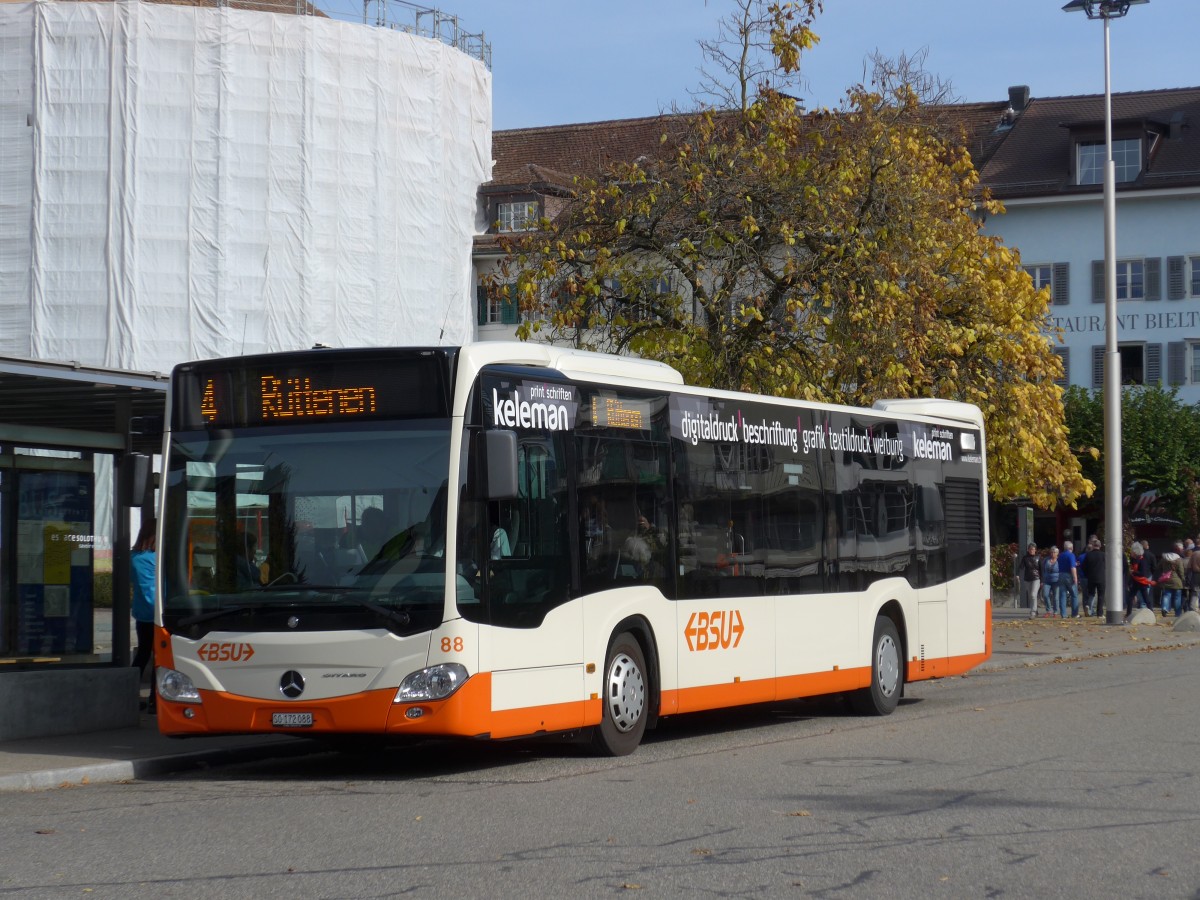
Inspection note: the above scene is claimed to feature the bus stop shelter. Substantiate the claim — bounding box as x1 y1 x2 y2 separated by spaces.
0 356 167 740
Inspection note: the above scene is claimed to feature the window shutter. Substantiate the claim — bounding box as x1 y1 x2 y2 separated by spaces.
1053 347 1069 386
1144 258 1161 301
1146 343 1163 385
1167 256 1185 301
1092 345 1105 388
501 284 519 325
477 284 488 326
1091 260 1104 303
1168 341 1187 386
1052 262 1069 305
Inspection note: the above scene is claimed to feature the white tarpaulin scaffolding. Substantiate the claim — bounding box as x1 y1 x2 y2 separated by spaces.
0 1 492 372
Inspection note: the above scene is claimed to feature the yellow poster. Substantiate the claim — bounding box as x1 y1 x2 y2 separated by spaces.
42 523 73 585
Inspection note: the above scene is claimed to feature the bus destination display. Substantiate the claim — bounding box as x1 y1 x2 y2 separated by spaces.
176 353 450 429
207 375 377 423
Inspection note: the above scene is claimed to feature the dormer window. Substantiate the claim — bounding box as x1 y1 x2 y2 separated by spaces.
495 200 539 233
1076 138 1141 185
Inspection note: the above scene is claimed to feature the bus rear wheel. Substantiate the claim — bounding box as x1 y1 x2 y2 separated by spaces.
849 616 902 716
591 633 648 756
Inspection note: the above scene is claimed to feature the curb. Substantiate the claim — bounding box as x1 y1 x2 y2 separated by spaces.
0 737 318 793
977 650 1097 673
980 627 1200 674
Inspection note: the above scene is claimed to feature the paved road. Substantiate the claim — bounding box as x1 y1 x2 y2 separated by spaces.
4 638 1200 898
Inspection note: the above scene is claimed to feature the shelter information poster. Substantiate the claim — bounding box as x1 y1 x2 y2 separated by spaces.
15 471 94 656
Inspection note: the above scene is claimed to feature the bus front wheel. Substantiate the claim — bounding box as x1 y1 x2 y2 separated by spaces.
849 616 902 716
592 633 648 756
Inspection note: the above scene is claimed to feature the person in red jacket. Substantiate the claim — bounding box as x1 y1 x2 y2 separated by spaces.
1127 542 1153 618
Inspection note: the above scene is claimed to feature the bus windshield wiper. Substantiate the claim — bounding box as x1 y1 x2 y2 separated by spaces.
341 595 411 630
292 586 413 630
175 590 411 631
177 605 246 628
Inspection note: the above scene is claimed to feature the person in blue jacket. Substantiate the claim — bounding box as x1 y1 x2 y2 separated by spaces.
1057 540 1081 618
130 519 157 713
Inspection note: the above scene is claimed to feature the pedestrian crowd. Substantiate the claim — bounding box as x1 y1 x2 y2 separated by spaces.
1015 535 1200 621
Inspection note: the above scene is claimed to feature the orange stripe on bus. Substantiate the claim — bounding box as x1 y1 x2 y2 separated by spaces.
157 686 398 735
383 672 492 736
156 600 993 739
485 699 597 738
664 677 776 715
386 673 599 739
666 625 991 718
906 600 992 683
907 658 948 680
156 673 601 740
663 668 868 715
775 666 869 700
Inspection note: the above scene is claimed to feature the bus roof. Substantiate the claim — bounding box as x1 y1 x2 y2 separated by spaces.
457 342 684 386
872 398 985 429
458 342 983 431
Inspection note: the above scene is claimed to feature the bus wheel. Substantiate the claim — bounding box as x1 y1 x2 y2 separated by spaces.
849 616 902 716
592 633 648 756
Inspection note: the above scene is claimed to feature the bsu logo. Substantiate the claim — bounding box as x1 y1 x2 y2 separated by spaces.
197 642 255 662
683 610 745 652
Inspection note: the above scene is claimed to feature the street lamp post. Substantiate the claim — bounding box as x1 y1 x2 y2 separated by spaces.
1062 0 1147 625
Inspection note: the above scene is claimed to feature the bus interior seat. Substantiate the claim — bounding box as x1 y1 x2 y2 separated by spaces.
694 526 730 570
612 549 639 579
294 534 334 585
333 545 366 575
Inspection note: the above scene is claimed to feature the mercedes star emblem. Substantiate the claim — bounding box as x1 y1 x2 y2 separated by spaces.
279 670 305 699
287 616 300 629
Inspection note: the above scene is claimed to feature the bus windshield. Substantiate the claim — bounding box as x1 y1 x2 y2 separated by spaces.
160 421 452 636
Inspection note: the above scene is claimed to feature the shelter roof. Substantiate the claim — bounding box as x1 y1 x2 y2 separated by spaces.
0 357 167 454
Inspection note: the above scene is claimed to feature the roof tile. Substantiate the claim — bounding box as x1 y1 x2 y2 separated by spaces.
487 89 1200 203
979 87 1200 198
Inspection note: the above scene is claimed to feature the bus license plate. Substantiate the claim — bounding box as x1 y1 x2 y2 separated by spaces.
272 712 313 728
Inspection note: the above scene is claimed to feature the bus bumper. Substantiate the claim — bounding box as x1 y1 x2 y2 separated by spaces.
155 672 584 740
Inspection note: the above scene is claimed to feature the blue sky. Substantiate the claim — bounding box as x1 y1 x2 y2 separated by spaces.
339 0 1196 131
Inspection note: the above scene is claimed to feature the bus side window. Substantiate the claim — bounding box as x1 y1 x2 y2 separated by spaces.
474 435 571 628
578 436 670 593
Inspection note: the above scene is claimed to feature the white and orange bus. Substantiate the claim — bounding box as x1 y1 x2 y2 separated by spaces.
154 342 991 754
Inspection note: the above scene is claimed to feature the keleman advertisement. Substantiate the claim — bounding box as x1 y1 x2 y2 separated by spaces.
480 378 980 469
669 395 980 467
484 378 579 432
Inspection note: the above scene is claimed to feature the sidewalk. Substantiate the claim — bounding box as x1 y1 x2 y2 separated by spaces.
988 605 1200 671
4 608 1200 792
0 716 314 793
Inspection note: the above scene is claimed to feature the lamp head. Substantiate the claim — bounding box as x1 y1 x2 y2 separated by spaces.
1062 0 1148 19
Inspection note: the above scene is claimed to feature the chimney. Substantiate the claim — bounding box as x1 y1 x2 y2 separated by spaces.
1008 85 1030 114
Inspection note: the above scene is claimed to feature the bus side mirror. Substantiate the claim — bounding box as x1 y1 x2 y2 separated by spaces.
119 453 152 508
485 430 518 499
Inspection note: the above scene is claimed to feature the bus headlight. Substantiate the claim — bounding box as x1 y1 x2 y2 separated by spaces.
394 664 469 702
157 668 202 703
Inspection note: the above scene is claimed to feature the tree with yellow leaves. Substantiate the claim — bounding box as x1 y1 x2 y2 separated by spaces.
495 0 1091 508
